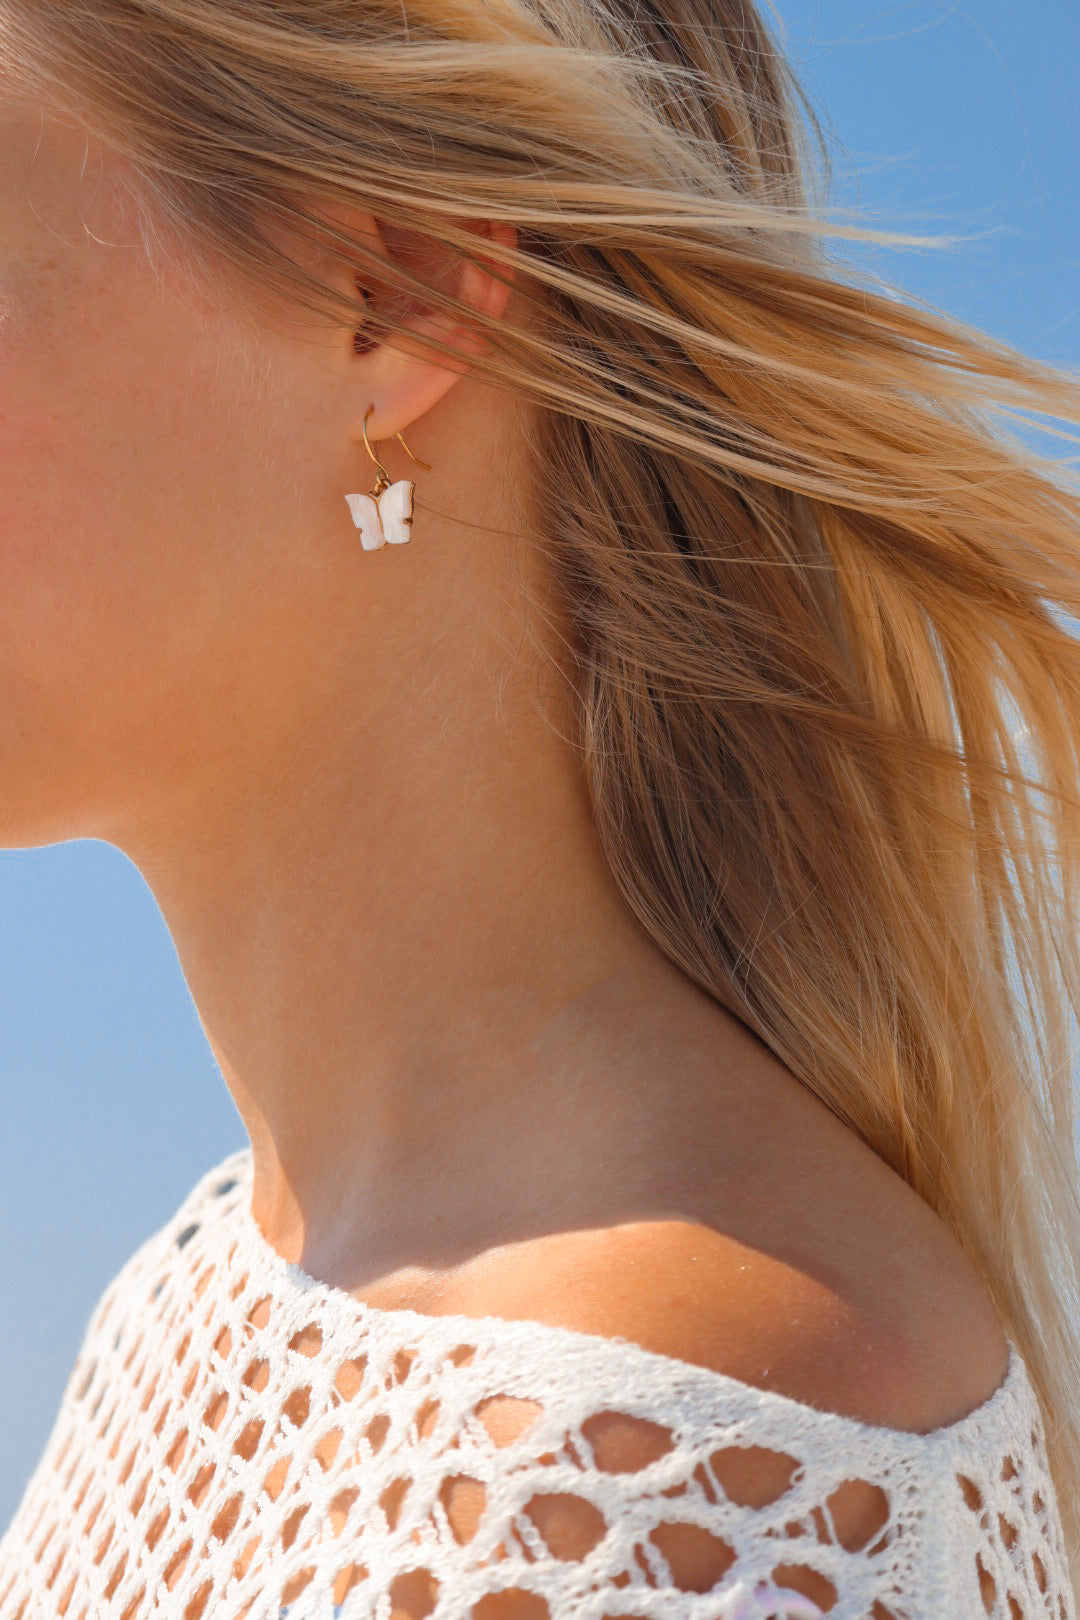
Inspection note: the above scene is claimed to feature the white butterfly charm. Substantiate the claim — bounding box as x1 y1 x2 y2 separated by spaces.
345 478 415 550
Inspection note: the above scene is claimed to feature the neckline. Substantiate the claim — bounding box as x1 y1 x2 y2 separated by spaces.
204 1146 1028 1448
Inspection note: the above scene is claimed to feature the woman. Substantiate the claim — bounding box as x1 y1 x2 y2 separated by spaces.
0 1 1077 1615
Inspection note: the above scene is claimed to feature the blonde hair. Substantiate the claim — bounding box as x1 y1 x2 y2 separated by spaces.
7 0 1080 1592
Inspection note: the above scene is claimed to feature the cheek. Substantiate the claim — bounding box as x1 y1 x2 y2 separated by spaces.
0 250 274 642
0 265 273 833
0 121 245 655
0 324 158 681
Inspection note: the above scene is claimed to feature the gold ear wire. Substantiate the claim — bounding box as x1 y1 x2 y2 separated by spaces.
395 432 432 472
363 404 433 478
361 406 391 493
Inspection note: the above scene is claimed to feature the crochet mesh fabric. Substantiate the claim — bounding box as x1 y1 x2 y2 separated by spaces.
0 1150 1073 1620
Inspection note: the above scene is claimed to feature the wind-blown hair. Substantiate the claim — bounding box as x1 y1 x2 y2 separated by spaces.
5 0 1080 1594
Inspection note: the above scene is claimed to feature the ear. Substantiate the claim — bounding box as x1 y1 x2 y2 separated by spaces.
344 211 519 444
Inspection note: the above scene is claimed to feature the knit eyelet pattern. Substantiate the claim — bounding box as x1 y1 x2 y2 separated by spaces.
0 1150 1072 1619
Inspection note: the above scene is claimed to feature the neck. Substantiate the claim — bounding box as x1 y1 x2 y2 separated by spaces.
119 572 744 1299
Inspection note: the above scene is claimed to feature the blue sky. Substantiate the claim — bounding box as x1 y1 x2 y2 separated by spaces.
1 0 1078 1525
774 1 1079 361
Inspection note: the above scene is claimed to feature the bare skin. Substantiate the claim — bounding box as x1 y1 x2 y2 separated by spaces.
0 78 1007 1485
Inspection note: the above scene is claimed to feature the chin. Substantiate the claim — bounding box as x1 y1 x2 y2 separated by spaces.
0 801 101 853
0 729 116 851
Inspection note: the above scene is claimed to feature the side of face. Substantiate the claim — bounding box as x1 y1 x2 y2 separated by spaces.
0 88 368 848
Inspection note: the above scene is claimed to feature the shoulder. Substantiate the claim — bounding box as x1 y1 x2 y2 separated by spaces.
420 1074 1013 1619
459 1220 1009 1441
433 1190 1010 1616
509 1209 1010 1429
446 1126 1010 1449
450 1186 1007 1611
454 1094 1009 1439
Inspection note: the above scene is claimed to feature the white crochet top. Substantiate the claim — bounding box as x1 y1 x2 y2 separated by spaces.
0 1149 1073 1620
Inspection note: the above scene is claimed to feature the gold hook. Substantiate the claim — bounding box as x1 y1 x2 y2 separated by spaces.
362 405 432 492
361 407 390 494
395 431 432 473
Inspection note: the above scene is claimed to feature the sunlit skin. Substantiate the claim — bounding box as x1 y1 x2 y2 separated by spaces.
0 84 1008 1439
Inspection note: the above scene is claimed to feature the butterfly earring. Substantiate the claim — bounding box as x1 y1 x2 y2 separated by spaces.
345 406 432 552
